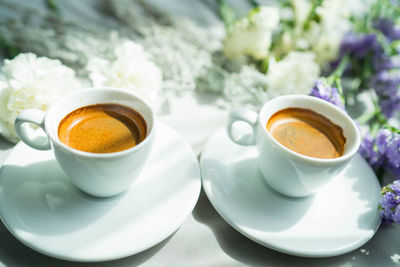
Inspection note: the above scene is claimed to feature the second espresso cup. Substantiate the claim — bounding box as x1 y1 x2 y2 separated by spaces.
227 95 361 198
14 87 155 197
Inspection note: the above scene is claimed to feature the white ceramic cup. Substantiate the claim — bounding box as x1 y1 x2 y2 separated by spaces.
227 95 361 198
14 87 155 197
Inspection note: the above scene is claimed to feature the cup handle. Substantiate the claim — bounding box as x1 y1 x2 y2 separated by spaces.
14 109 51 150
227 108 258 146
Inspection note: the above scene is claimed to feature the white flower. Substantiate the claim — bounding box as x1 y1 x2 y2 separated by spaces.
86 40 162 107
291 0 312 29
0 53 80 143
347 0 376 18
223 6 280 61
309 27 343 66
266 51 320 95
306 0 353 65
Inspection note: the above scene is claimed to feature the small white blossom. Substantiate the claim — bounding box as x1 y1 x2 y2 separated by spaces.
223 6 280 61
291 0 312 29
266 51 320 95
306 0 353 65
0 53 80 143
86 40 162 107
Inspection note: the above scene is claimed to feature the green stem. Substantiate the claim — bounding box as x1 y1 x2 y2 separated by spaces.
356 109 379 125
323 54 350 105
216 0 236 29
371 121 381 136
332 54 350 79
335 77 345 104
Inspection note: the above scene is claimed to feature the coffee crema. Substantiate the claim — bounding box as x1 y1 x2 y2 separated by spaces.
266 108 345 159
58 103 147 153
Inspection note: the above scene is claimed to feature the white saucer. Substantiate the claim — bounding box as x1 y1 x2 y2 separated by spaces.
200 128 381 258
0 122 201 262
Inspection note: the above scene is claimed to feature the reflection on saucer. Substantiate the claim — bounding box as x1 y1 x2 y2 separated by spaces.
201 128 381 257
0 123 201 262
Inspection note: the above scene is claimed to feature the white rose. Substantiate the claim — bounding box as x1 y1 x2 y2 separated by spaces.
223 6 280 61
0 53 80 143
267 51 320 95
86 40 162 108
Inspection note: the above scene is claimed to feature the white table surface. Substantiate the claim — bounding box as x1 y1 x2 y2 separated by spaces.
0 1 399 266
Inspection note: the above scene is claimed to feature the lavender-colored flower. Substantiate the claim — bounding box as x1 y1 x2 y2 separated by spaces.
375 55 400 71
363 130 400 179
359 134 384 170
331 33 384 78
390 180 400 195
310 80 345 110
373 18 400 41
376 129 392 154
379 191 397 221
339 34 381 59
394 205 400 224
371 70 400 86
379 180 400 224
386 133 400 169
370 70 400 118
379 97 400 118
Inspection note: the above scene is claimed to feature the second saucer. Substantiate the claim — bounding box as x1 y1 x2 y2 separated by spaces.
201 128 381 257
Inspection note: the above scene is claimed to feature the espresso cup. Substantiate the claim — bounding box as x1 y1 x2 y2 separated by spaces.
227 95 361 198
14 87 155 197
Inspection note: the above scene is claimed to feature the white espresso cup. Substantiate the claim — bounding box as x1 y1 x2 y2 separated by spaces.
227 95 361 198
14 87 155 197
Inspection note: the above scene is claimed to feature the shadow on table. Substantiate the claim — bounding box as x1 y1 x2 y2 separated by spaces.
0 220 175 267
193 188 400 267
0 137 14 150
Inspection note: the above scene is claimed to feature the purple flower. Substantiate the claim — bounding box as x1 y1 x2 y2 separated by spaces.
390 180 400 195
379 192 397 220
386 133 400 169
359 134 384 170
339 34 381 59
375 56 400 71
310 80 345 110
376 129 392 154
364 130 400 179
379 180 400 224
394 205 400 224
332 33 385 79
370 70 400 118
374 18 400 41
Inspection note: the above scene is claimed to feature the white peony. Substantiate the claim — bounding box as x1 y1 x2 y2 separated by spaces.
0 53 80 143
266 51 320 95
223 6 280 61
86 40 162 108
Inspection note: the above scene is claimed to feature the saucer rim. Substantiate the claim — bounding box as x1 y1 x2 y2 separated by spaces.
0 122 201 262
200 127 382 258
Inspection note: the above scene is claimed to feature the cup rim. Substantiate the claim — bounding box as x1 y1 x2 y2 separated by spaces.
259 95 361 164
45 87 156 158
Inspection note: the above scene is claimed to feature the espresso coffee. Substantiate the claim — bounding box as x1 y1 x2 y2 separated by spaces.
266 108 345 159
58 103 147 153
